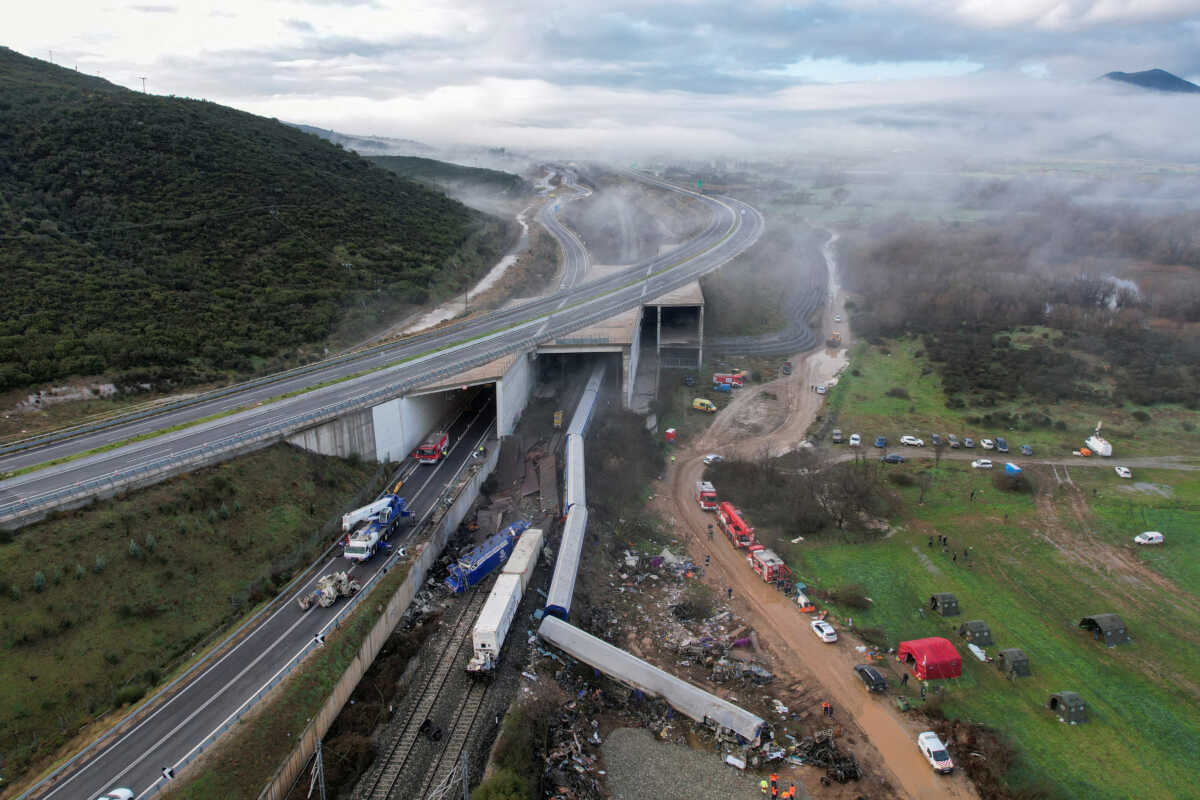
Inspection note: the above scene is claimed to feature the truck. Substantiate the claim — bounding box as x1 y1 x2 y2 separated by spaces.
467 573 522 675
717 502 755 548
414 431 451 464
826 331 842 348
445 520 530 593
695 481 718 511
342 497 392 533
1084 421 1113 458
747 545 791 585
342 495 412 561
297 571 362 610
692 398 717 413
712 373 744 388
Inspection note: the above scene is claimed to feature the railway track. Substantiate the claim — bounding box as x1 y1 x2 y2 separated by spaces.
364 588 487 799
417 679 489 797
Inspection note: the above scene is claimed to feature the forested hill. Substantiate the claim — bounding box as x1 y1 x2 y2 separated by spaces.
368 155 528 196
0 47 513 393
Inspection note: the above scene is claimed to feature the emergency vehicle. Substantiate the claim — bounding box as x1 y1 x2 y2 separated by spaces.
716 502 755 548
695 481 718 511
414 431 450 463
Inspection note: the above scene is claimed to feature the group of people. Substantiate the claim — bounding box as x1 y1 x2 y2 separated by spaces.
759 773 798 798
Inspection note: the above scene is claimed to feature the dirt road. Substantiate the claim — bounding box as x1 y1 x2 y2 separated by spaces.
656 283 979 798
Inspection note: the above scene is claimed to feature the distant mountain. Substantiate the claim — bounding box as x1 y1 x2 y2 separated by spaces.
287 123 435 155
369 156 530 213
0 47 512 392
1101 69 1200 94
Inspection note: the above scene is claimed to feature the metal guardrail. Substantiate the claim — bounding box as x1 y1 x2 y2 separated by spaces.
135 422 495 800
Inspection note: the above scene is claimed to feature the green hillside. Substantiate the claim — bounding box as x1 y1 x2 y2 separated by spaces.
368 155 529 197
0 48 514 393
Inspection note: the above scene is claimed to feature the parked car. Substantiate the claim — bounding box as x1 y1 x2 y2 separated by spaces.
712 382 732 393
95 792 134 800
816 384 827 395
854 664 888 693
682 374 696 386
1020 444 1034 456
810 619 838 643
996 437 1009 453
849 433 862 447
1114 465 1132 479
917 731 955 774
947 434 960 448
980 438 995 450
874 435 888 448
881 453 906 464
930 433 942 447
900 435 924 447
1134 531 1163 545
963 438 976 448
971 459 993 469
832 428 844 444
834 314 842 322
703 453 724 464
782 361 793 375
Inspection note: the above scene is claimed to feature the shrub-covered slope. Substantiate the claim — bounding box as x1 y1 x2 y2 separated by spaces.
0 47 510 392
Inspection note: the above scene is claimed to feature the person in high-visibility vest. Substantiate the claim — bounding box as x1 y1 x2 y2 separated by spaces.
759 779 768 795
770 786 778 799
769 773 779 791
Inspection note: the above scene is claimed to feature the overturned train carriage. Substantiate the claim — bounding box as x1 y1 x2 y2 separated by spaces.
538 616 767 745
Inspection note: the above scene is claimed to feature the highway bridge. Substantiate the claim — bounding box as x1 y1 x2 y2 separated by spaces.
0 170 763 530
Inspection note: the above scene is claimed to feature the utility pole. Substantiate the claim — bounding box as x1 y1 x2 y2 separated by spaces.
139 77 148 93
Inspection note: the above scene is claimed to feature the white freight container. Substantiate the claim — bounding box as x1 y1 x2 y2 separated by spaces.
501 528 544 591
468 573 523 673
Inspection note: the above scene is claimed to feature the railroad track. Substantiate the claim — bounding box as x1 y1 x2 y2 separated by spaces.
364 589 487 799
417 679 489 798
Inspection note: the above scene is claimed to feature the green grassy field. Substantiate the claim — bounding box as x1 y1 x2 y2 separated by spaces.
763 337 1200 798
824 337 1200 458
0 445 383 789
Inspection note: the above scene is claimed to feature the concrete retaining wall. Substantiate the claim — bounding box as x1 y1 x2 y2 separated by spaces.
286 408 377 461
256 440 501 800
371 393 443 464
496 353 534 437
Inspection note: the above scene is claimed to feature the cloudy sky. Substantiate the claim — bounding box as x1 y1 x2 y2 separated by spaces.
8 1 1200 158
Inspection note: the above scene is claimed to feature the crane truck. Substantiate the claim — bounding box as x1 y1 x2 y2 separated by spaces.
341 495 412 562
717 502 755 548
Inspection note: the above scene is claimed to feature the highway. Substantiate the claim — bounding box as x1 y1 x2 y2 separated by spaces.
0 173 762 527
31 390 498 800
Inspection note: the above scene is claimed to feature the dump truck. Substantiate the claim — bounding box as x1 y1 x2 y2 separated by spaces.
693 398 717 413
695 481 718 511
298 571 362 610
826 331 842 348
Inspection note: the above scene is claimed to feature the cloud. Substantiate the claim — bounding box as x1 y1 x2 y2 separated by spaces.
128 3 177 12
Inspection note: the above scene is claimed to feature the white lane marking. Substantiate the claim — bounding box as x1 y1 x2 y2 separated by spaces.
537 319 550 336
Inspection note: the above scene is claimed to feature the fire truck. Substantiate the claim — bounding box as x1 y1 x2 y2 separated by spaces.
712 373 744 388
716 502 755 548
414 431 450 464
747 544 791 584
695 481 718 511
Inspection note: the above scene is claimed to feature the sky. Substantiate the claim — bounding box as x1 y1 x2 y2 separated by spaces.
7 1 1200 159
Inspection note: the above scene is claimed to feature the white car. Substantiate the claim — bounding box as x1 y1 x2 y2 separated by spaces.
816 384 827 395
1134 531 1163 545
848 433 862 447
810 619 838 643
1114 466 1132 479
703 453 724 464
900 435 924 447
971 459 993 469
834 314 842 322
917 731 955 774
95 791 135 800
980 438 995 450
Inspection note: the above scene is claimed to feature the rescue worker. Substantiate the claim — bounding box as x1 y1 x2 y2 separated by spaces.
789 784 797 799
770 772 779 791
760 779 769 796
820 701 831 718
770 786 779 799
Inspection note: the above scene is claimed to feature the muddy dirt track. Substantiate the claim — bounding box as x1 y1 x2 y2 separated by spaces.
654 293 980 799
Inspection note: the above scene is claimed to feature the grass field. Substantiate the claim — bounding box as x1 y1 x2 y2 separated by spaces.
823 337 1200 458
0 445 383 789
746 339 1200 799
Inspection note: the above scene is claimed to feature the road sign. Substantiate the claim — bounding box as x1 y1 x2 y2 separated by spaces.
697 179 703 190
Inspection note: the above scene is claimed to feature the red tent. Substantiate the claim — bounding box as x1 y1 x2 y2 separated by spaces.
898 637 962 680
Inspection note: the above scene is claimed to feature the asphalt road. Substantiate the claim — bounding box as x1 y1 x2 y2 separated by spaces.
32 390 498 800
0 176 764 525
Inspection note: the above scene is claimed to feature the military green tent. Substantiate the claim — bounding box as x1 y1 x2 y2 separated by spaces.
1048 691 1087 724
957 620 993 646
997 648 1031 678
1079 614 1130 647
929 593 960 617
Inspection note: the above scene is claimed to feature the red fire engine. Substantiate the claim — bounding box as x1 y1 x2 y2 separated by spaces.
695 481 718 511
414 431 450 464
747 544 791 583
716 502 755 548
712 373 744 388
